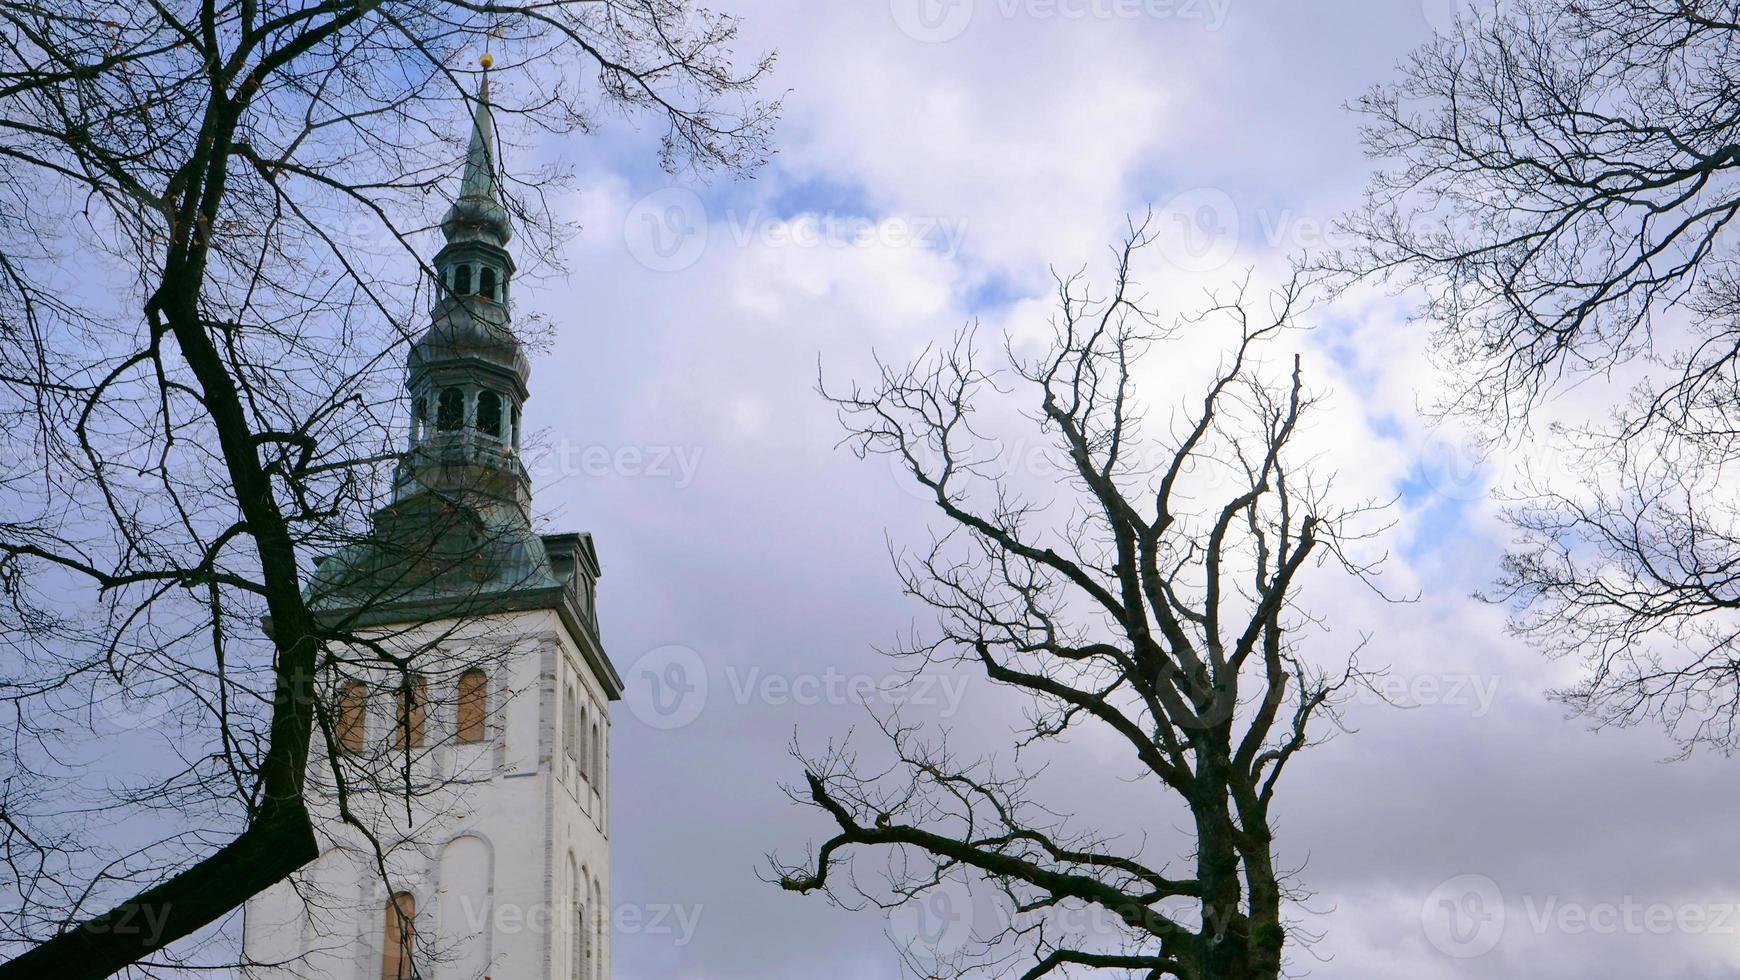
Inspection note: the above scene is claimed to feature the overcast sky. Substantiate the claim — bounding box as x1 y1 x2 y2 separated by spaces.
491 1 1740 977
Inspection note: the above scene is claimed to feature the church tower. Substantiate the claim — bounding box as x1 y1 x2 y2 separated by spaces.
244 64 622 980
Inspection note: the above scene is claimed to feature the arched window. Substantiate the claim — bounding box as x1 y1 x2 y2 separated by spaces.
395 675 426 749
593 879 605 980
563 686 578 764
572 877 586 980
578 706 591 781
411 396 427 443
453 264 472 296
479 266 497 300
381 891 415 980
475 390 502 438
337 680 367 754
436 387 464 432
456 669 487 744
591 722 602 790
568 856 586 980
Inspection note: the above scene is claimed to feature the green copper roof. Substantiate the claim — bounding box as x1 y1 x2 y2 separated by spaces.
305 495 562 615
298 69 620 698
442 76 512 246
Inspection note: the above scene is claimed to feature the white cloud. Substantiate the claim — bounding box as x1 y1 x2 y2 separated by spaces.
502 5 1740 979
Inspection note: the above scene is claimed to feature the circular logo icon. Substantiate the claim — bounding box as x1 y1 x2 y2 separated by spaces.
890 0 974 43
889 876 1008 958
883 431 963 504
624 187 708 273
624 645 708 730
1421 0 1510 35
1152 655 1255 730
1153 188 1240 273
1421 873 1505 958
1416 431 1499 503
97 679 179 734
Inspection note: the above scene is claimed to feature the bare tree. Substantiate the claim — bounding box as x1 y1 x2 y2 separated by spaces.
1336 0 1740 753
0 1 776 976
773 225 1385 980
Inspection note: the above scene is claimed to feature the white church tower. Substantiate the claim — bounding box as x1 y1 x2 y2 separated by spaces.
244 62 622 980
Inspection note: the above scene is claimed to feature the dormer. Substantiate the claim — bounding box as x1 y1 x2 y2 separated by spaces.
542 532 602 634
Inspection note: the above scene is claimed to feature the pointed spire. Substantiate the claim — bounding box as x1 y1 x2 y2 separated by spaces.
459 74 498 202
442 59 512 246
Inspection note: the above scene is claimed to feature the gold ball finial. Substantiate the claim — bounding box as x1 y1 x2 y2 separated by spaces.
479 52 494 69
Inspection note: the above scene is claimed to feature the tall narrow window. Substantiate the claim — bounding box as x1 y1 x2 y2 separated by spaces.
475 390 502 438
338 680 367 754
591 722 602 789
572 885 586 980
511 405 521 448
479 266 497 300
453 264 472 296
593 879 605 980
568 856 585 980
565 687 579 763
578 706 590 781
381 891 415 980
436 387 464 432
395 675 426 749
456 669 487 744
411 396 427 444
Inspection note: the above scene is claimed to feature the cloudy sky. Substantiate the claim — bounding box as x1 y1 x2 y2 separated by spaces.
490 1 1740 977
